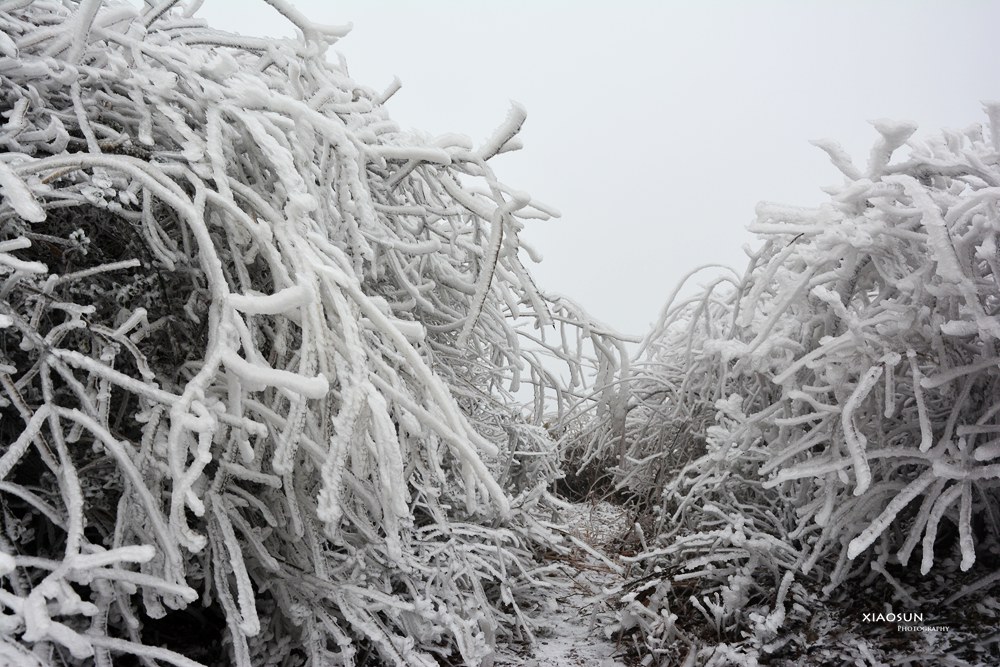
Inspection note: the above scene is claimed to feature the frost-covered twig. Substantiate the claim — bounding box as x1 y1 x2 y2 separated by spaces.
576 111 1000 664
0 2 625 665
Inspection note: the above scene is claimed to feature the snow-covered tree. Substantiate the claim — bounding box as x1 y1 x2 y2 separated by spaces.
0 2 624 665
581 111 1000 664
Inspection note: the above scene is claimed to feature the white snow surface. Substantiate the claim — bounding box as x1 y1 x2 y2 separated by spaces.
495 501 632 667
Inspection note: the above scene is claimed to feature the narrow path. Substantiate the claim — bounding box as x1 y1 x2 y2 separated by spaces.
495 502 633 667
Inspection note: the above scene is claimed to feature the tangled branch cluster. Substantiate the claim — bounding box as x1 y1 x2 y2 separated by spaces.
0 2 624 665
581 112 1000 663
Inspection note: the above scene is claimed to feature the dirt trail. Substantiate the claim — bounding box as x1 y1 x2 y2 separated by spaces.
494 502 633 667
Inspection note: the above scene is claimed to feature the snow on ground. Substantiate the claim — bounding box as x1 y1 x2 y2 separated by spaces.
494 501 634 667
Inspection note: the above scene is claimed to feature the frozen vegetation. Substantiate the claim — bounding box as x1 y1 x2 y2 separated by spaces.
0 1 998 666
574 111 1000 664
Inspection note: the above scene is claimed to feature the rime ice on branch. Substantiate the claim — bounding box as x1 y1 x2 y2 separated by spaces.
0 2 623 665
576 110 1000 664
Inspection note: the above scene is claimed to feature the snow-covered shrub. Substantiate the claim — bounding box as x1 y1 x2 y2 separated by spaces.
0 2 623 665
583 110 1000 663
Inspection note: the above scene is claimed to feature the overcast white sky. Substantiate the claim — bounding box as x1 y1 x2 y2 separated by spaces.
193 1 1000 337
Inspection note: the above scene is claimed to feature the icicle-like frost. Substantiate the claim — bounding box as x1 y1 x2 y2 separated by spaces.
478 102 528 161
958 481 976 571
227 283 312 315
908 349 935 452
847 470 935 559
841 364 883 496
219 348 329 398
866 118 917 177
0 163 45 222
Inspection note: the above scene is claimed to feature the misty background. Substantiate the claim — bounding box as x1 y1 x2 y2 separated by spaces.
192 0 1000 337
